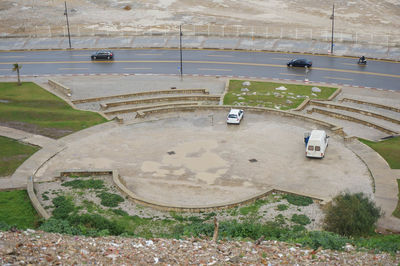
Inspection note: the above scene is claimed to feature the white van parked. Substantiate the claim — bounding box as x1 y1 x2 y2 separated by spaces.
305 130 329 158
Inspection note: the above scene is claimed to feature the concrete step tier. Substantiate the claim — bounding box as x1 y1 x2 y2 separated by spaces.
102 95 221 110
310 100 400 125
104 102 199 116
72 88 210 104
307 107 399 135
339 98 400 113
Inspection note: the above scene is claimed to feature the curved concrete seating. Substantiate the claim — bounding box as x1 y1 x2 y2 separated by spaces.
72 89 210 104
104 102 199 116
308 107 398 135
340 98 400 113
103 95 221 110
310 100 400 125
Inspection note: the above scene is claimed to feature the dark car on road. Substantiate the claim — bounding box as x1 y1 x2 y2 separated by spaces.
91 50 114 60
287 58 312 68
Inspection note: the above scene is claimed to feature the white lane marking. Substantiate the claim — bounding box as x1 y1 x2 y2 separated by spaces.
207 55 233 57
135 53 162 56
324 76 353 81
123 67 152 70
341 63 356 66
0 55 25 58
198 68 232 71
71 55 90 57
272 57 291 60
58 67 89 70
279 73 304 77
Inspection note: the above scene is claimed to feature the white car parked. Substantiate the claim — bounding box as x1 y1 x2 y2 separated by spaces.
227 109 244 124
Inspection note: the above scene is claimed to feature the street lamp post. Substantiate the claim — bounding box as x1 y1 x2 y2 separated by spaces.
179 25 183 81
64 1 72 49
330 3 335 54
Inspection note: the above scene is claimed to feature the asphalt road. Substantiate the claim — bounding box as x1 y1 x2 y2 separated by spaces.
0 49 399 90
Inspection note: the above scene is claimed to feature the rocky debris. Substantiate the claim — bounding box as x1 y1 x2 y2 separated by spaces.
275 86 287 91
242 81 251 86
0 231 398 265
241 88 249 92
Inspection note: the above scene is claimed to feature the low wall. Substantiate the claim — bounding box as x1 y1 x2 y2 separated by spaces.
310 107 398 135
310 100 400 125
27 176 50 219
72 89 209 104
341 98 400 113
48 79 72 97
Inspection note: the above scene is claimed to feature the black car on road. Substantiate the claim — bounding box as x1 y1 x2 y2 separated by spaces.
91 50 114 60
287 58 312 68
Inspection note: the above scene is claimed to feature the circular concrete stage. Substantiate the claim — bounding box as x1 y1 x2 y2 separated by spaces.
36 110 373 207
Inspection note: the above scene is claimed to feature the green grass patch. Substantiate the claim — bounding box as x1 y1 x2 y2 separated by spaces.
0 136 39 177
239 199 268 216
0 82 107 138
0 190 41 229
359 137 400 169
61 179 104 190
223 80 337 110
291 214 311 225
284 194 313 206
97 192 124 207
392 179 400 218
277 204 289 211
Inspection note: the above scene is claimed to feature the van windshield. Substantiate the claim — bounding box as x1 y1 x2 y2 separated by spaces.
307 145 314 151
228 114 237 118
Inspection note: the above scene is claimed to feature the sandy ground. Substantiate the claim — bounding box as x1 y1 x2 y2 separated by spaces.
0 0 399 38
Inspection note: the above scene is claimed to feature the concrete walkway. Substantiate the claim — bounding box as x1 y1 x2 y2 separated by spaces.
347 140 400 232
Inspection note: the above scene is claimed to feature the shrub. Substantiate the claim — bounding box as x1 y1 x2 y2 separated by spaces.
39 218 81 235
67 213 124 236
52 196 75 219
111 208 128 216
97 192 124 207
291 214 311 225
61 179 104 190
297 231 349 250
323 192 381 237
284 194 313 206
277 204 288 211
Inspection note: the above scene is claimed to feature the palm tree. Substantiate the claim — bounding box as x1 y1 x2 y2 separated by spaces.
12 63 22 85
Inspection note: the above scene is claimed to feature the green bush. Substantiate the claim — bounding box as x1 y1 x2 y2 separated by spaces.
39 218 81 235
291 214 311 225
67 213 124 236
52 196 75 219
356 234 400 254
284 194 313 206
97 192 124 207
323 192 381 237
111 208 128 216
295 231 349 250
277 204 288 211
61 179 104 190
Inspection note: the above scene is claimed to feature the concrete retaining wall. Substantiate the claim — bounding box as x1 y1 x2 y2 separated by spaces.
72 89 209 104
310 100 400 125
104 95 220 109
27 176 51 219
105 102 199 116
48 79 72 97
341 98 400 113
309 107 398 135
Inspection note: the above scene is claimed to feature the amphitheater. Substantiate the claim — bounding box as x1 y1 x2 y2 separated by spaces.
0 73 395 231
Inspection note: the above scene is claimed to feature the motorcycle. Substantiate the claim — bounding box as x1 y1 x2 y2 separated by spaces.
358 58 367 65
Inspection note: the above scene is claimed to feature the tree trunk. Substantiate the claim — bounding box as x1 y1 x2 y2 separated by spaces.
212 217 219 242
17 68 21 85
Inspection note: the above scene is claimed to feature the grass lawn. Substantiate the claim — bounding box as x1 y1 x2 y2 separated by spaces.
393 180 400 218
0 136 40 177
0 82 107 138
223 80 337 110
359 137 400 218
359 137 400 169
0 190 41 229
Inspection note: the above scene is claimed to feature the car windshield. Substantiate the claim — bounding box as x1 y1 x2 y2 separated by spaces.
228 114 237 118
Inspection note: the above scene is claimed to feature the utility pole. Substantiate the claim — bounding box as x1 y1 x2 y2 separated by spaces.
179 25 183 81
64 1 72 49
330 3 335 54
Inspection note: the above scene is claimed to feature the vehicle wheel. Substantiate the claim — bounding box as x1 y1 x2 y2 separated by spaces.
93 56 96 60
107 56 110 60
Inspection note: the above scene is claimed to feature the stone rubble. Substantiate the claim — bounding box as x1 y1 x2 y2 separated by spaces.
1 230 398 265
